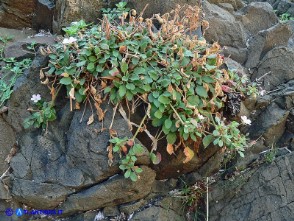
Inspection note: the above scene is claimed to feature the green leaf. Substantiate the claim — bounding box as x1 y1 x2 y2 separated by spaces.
87 62 95 71
88 56 97 62
196 86 208 98
60 77 72 85
120 61 128 73
133 67 145 75
150 152 161 165
187 95 199 106
133 144 144 155
202 76 215 83
126 91 133 101
158 95 170 104
167 132 177 144
124 169 131 178
119 165 127 170
76 60 86 67
213 130 220 136
135 167 143 173
126 83 135 90
164 118 172 129
96 65 104 72
203 135 214 148
130 172 138 181
154 110 163 119
100 43 109 50
218 139 224 147
119 85 127 97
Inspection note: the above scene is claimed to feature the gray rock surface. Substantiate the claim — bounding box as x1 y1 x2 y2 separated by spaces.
209 152 294 221
0 0 36 29
59 166 156 215
0 117 15 175
248 102 289 146
203 1 247 48
235 2 279 36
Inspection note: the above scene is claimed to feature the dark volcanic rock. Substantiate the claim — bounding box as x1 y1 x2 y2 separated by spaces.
59 166 156 215
235 2 279 36
12 178 74 208
209 152 294 221
0 0 36 29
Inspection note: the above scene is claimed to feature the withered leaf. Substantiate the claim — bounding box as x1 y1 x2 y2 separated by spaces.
166 143 174 155
94 103 105 121
87 114 94 125
90 85 97 95
183 146 194 163
69 87 76 100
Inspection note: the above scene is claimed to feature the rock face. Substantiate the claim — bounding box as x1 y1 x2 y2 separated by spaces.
209 152 294 221
59 166 156 215
0 0 36 29
249 0 294 17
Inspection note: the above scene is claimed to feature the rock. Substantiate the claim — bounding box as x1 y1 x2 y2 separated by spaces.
126 0 199 19
3 36 56 60
203 1 247 48
53 0 199 33
12 178 74 208
131 197 185 221
207 0 245 10
0 117 15 175
246 21 294 70
247 102 289 146
119 199 147 215
217 3 235 13
2 52 52 132
151 144 222 179
0 0 36 29
0 28 36 43
33 0 55 31
252 46 294 90
223 46 248 64
59 166 156 215
0 181 11 200
209 152 294 221
103 206 120 217
251 0 294 17
235 2 279 36
52 0 113 33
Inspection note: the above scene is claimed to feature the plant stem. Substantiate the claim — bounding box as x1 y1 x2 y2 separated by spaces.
132 113 147 140
50 84 62 107
170 103 185 125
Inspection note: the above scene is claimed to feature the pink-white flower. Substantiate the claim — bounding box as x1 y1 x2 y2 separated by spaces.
241 116 251 125
62 37 77 45
198 114 205 120
259 89 266 96
31 94 41 103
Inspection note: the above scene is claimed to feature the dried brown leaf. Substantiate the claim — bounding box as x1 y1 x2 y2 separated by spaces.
183 146 194 163
69 87 75 100
167 143 174 155
95 103 105 121
87 114 94 125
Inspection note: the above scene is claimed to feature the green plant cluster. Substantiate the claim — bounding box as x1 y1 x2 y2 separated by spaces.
110 137 144 181
23 101 57 129
0 37 32 108
279 13 294 22
24 3 253 180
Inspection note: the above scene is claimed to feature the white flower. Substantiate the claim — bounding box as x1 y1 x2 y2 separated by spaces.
241 116 251 125
70 21 78 26
31 94 41 103
62 37 77 44
259 89 266 96
94 211 105 221
198 114 205 120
